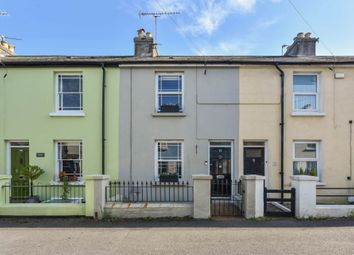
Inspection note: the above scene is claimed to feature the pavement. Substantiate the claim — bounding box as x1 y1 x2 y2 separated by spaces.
0 217 353 255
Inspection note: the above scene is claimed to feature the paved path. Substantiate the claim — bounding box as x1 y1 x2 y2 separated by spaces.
0 218 353 255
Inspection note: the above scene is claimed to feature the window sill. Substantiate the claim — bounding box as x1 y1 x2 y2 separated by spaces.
151 112 186 117
316 182 326 186
49 111 85 117
50 180 85 185
291 112 326 117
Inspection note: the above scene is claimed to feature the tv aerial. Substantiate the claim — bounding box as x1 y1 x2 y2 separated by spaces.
138 11 180 44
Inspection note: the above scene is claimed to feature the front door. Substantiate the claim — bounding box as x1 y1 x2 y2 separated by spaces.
209 142 232 196
243 145 265 176
9 142 30 201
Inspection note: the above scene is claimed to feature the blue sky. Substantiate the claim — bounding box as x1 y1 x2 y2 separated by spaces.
1 0 354 56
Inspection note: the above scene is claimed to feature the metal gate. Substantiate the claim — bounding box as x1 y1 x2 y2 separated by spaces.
211 179 243 217
264 187 296 217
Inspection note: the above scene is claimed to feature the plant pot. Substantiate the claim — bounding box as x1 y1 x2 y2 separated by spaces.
160 104 180 113
25 195 41 203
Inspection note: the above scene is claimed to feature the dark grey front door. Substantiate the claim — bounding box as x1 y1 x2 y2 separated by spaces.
244 147 265 176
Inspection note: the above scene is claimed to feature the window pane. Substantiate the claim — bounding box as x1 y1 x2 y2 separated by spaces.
158 142 181 160
293 75 317 92
62 76 81 92
62 160 81 175
294 95 316 110
158 75 182 92
293 161 317 175
294 143 317 158
159 95 181 105
59 143 80 159
63 94 81 109
158 161 181 177
58 142 82 177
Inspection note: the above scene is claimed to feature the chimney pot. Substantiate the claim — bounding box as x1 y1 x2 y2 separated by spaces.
305 32 312 38
297 32 304 38
137 28 145 38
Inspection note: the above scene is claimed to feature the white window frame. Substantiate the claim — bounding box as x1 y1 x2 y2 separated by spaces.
293 73 320 112
155 73 184 113
55 140 83 182
154 140 184 180
292 141 321 179
55 73 83 113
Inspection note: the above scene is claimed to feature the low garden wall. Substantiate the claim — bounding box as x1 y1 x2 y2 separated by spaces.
104 202 193 218
0 203 85 216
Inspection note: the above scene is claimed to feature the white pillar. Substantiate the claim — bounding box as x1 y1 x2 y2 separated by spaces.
84 175 109 219
192 175 212 219
241 175 265 219
291 175 318 218
0 175 11 205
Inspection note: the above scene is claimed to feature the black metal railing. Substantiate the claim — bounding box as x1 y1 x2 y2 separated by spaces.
316 187 354 204
2 184 85 204
105 181 193 203
211 179 242 197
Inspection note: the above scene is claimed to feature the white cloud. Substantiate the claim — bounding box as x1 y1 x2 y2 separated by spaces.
227 0 257 11
149 0 187 12
255 17 280 29
148 0 257 36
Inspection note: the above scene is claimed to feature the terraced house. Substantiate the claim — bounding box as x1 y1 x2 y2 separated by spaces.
1 30 354 204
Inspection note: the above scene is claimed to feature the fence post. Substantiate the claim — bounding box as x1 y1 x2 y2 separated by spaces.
241 175 265 219
84 175 109 219
0 175 11 205
192 174 212 219
291 175 318 218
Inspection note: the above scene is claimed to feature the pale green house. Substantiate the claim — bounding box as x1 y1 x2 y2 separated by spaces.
0 56 120 184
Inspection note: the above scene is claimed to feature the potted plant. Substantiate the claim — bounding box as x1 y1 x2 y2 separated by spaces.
159 173 179 182
309 167 317 177
61 175 70 202
22 165 45 203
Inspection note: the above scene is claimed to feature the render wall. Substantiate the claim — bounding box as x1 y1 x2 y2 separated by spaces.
0 67 119 182
239 65 354 189
119 66 239 181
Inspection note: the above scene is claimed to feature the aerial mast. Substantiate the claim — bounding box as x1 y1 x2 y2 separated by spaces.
138 11 180 44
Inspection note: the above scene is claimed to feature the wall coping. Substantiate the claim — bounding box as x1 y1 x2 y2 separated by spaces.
84 175 110 181
192 175 212 180
241 175 265 180
291 175 319 182
0 175 11 181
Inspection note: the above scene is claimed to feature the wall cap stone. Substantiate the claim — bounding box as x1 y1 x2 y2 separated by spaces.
84 175 110 181
241 175 265 180
291 175 319 182
192 175 212 180
0 175 11 181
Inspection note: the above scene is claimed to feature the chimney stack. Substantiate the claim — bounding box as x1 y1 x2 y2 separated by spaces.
284 32 318 56
134 28 158 58
0 36 15 57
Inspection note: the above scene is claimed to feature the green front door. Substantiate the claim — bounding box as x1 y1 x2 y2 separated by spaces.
10 142 29 201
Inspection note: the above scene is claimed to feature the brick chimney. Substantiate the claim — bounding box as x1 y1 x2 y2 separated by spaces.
0 37 15 57
284 32 318 56
134 28 158 58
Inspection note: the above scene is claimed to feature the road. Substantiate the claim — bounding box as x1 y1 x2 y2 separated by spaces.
0 217 353 255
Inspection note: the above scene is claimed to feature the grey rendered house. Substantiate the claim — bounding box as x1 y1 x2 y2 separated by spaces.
119 30 239 186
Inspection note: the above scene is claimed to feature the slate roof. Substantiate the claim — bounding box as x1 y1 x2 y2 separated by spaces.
1 55 354 66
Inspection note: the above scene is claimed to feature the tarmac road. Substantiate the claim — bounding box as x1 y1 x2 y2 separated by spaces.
0 217 353 255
